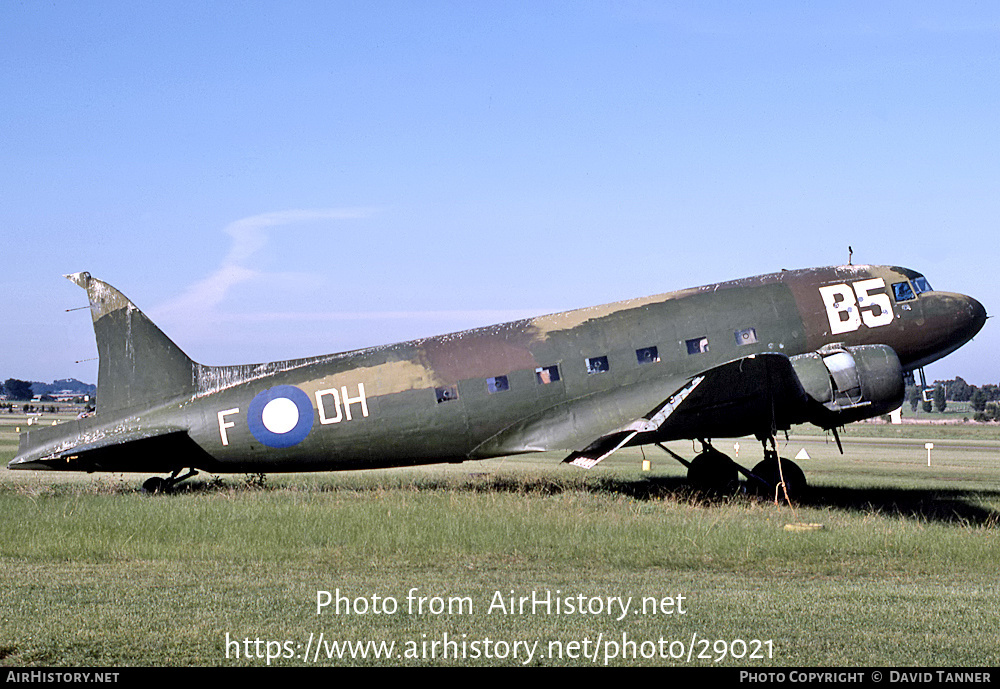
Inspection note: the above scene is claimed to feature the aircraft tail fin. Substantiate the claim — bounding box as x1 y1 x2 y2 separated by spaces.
67 272 196 415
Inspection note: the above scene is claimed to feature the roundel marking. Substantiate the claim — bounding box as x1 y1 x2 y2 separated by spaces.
247 385 314 448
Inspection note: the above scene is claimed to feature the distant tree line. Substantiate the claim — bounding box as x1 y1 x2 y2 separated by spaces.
2 377 96 402
1 402 57 414
2 379 33 400
906 376 1000 421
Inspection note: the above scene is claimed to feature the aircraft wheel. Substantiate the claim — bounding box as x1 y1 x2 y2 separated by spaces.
142 477 169 494
687 447 739 492
750 455 806 502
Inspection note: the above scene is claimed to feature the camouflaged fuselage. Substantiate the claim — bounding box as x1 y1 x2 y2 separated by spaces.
10 265 985 474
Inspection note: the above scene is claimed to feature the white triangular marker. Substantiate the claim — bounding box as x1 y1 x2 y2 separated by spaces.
795 448 810 460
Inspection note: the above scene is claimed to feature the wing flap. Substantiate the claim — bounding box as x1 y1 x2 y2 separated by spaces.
563 376 705 468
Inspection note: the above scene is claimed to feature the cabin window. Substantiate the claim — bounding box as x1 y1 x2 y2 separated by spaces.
535 365 561 385
685 337 709 355
892 282 915 302
435 386 459 403
912 276 933 294
636 346 659 364
486 376 509 393
586 356 609 374
734 327 758 346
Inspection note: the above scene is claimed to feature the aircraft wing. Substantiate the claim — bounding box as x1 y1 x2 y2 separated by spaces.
563 353 812 467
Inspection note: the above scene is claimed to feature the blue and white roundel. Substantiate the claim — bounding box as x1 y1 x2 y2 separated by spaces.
247 385 314 448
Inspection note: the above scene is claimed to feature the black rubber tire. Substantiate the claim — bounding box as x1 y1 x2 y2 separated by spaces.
687 448 740 492
750 455 807 502
142 476 169 494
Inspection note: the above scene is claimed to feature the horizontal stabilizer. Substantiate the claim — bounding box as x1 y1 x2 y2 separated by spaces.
10 423 213 473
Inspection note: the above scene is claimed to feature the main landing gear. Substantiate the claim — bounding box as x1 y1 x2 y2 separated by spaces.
142 468 198 494
656 438 807 502
750 449 806 503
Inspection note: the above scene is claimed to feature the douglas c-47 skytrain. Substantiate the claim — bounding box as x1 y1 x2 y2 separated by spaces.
8 265 986 496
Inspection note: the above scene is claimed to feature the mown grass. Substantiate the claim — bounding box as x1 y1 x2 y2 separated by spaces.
3 469 999 571
794 420 1000 441
1 423 999 666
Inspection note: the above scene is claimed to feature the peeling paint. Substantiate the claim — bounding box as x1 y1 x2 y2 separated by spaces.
65 272 134 322
15 264 983 476
529 290 699 337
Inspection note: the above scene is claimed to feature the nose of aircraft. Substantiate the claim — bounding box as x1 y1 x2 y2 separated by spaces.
921 291 987 357
951 293 988 344
968 295 988 337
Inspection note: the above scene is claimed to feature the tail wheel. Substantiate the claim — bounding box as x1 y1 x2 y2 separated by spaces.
141 476 168 494
141 468 198 494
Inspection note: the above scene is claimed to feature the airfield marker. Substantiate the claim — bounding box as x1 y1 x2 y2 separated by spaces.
925 442 934 466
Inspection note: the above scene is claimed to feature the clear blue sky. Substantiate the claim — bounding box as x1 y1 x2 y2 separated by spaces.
2 2 997 385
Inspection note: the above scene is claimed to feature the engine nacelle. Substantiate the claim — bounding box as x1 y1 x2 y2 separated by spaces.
789 344 904 428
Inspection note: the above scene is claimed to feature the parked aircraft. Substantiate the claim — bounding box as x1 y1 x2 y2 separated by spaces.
8 266 986 497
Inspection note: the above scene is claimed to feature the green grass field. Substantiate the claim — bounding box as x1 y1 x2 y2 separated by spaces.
1 414 998 667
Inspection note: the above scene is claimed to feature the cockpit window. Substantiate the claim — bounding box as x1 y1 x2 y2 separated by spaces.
892 281 915 302
912 276 933 294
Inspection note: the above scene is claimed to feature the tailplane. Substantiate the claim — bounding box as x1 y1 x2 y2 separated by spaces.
67 272 196 414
